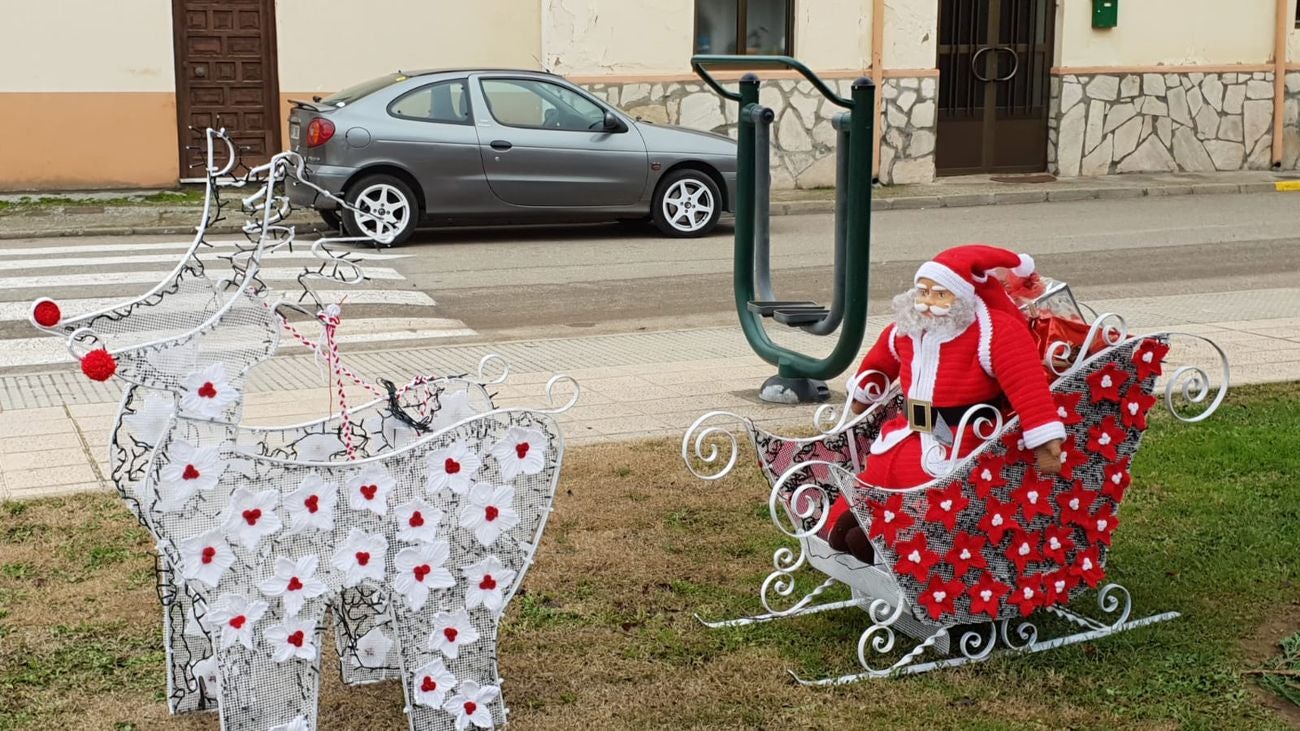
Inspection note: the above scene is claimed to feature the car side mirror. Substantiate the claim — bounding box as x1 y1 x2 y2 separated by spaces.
603 111 628 133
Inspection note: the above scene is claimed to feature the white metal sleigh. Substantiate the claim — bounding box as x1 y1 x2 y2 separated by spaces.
682 286 1230 685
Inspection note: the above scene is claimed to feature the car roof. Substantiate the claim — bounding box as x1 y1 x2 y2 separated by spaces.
399 68 562 79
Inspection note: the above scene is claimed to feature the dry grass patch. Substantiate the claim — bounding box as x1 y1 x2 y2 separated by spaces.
2 383 1298 729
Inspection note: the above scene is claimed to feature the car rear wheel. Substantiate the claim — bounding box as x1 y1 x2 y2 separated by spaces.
652 169 722 238
343 174 418 245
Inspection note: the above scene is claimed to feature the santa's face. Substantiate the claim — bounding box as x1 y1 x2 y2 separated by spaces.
914 277 958 318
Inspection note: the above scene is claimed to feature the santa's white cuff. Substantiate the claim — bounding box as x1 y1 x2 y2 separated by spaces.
1022 421 1067 449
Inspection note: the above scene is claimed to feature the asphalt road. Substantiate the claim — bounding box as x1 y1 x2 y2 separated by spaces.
393 191 1300 341
0 192 1295 371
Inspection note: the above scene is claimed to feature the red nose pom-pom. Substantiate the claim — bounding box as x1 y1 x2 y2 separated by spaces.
32 299 61 328
81 348 117 381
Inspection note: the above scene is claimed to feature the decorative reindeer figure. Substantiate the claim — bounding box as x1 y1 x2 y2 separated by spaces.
33 134 576 727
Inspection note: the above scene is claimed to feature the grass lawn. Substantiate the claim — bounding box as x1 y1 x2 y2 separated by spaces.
1 382 1297 730
0 189 208 213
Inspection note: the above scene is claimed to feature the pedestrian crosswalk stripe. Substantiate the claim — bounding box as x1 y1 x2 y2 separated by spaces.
0 250 410 272
0 267 405 291
0 290 436 323
0 238 382 258
0 318 475 370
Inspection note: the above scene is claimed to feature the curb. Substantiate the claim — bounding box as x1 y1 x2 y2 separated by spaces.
772 180 1282 216
0 180 1285 240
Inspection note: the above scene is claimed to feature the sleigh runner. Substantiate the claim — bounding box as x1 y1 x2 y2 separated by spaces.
684 292 1229 684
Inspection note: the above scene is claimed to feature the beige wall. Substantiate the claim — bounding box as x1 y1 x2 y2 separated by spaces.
1058 0 1277 67
543 0 874 76
276 1 542 93
793 0 872 71
883 0 938 70
1289 0 1300 60
0 0 175 92
542 0 694 75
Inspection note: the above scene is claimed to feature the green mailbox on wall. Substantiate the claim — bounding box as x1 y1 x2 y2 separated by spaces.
1093 0 1118 28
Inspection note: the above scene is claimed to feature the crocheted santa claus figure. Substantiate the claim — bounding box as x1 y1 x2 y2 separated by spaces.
828 244 1066 563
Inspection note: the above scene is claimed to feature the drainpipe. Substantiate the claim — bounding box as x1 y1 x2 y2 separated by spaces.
1272 0 1287 167
872 0 885 180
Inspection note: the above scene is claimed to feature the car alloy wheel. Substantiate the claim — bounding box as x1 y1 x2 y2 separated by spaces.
660 178 716 235
350 182 412 243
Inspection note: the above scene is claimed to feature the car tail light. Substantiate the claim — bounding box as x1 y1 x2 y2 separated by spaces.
305 118 335 148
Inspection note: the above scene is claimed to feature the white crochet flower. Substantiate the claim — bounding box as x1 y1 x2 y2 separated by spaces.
458 483 520 547
179 362 240 420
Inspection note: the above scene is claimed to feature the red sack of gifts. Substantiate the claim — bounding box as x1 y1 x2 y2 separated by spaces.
1029 312 1101 370
992 268 1101 372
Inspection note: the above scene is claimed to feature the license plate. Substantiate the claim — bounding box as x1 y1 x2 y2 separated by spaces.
289 124 300 141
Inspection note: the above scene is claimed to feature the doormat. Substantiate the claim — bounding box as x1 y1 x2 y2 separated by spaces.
989 174 1057 184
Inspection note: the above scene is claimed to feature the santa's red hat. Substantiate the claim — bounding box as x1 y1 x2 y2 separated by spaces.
914 244 1035 320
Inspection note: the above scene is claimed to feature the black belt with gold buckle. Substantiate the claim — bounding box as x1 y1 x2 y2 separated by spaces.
906 399 1000 434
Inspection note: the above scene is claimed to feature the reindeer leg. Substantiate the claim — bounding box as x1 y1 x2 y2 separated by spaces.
333 585 401 684
213 609 327 731
159 555 221 714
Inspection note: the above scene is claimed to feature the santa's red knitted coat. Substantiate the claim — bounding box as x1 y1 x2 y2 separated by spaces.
826 304 1065 528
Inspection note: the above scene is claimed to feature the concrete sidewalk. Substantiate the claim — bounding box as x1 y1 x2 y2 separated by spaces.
1 286 1296 501
2 170 1297 240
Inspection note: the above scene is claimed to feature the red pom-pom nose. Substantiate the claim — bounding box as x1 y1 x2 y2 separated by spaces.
81 348 117 382
32 299 61 328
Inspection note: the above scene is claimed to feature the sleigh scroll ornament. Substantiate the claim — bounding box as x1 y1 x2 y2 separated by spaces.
28 130 578 729
683 296 1229 684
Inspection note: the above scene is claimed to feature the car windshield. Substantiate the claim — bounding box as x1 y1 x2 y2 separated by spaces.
321 73 409 106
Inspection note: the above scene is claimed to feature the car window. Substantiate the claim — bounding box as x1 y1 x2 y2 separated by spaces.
322 73 408 106
479 78 607 131
389 80 472 124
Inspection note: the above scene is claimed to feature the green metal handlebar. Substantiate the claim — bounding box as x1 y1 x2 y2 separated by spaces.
690 55 855 109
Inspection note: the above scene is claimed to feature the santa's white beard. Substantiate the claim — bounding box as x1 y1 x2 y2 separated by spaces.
892 289 977 339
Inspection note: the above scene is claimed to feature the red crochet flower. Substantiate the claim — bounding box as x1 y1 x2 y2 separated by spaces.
924 481 970 532
978 496 1022 545
1053 391 1084 427
1087 361 1130 403
1040 524 1077 564
1001 431 1031 465
1085 504 1120 546
1011 470 1056 523
1133 338 1170 381
1069 547 1106 588
892 532 940 582
1086 415 1126 461
1007 573 1046 617
966 572 1011 618
1003 530 1044 573
867 493 914 547
1119 385 1157 430
970 452 1009 500
1040 568 1079 607
1055 481 1096 527
918 574 965 621
945 531 988 578
1102 457 1132 501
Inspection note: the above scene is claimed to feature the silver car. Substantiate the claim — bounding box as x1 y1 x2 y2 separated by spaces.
286 69 738 244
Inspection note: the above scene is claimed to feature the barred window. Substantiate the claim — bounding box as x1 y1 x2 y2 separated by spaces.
694 0 794 56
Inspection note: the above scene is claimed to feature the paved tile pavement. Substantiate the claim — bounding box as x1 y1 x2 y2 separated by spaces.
0 285 1294 501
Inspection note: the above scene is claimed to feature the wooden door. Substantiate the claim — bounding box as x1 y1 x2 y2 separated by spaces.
936 0 1055 175
173 0 280 177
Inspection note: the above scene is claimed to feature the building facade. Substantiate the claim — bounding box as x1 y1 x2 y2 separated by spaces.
4 0 1300 191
